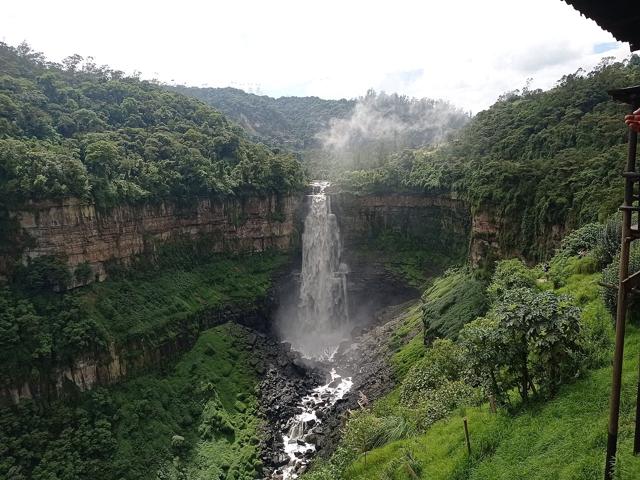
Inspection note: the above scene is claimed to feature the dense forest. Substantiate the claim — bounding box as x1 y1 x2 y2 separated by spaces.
169 86 355 151
172 86 471 177
0 42 305 210
334 56 640 259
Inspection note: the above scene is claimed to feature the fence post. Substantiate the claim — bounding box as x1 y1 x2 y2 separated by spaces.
463 417 471 455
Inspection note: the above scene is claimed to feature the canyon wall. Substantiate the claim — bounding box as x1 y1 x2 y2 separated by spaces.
1 303 270 405
331 192 472 259
4 195 302 285
0 191 521 404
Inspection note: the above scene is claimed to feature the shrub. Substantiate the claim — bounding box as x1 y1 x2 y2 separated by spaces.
491 288 583 399
459 316 512 406
74 261 93 284
596 213 622 266
400 339 466 406
487 259 537 301
557 223 603 257
14 255 71 292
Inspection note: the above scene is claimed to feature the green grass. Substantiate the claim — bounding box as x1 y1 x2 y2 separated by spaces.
389 304 427 380
421 268 489 342
341 327 640 480
389 269 489 381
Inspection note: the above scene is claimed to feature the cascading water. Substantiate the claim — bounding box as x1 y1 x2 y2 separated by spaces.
279 369 352 479
271 181 353 479
292 180 350 358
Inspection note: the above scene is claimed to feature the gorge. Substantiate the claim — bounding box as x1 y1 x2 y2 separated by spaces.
1 40 640 480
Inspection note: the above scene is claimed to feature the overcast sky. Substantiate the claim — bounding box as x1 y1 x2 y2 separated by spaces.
0 0 632 113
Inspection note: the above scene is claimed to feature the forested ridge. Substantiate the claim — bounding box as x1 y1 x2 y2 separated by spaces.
169 86 355 150
335 56 640 259
171 87 471 175
0 42 305 210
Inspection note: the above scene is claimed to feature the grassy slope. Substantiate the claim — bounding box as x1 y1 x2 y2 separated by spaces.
345 327 639 480
81 251 288 341
321 264 639 480
421 269 488 341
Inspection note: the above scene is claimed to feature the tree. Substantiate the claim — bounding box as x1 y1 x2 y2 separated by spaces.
491 288 582 400
459 316 511 405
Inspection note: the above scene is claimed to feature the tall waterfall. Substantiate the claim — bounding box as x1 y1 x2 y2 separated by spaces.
294 181 349 357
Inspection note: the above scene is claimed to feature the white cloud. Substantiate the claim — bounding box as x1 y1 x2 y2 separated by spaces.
0 0 632 112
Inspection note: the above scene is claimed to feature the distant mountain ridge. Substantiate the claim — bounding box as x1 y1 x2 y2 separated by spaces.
168 86 355 150
168 87 470 156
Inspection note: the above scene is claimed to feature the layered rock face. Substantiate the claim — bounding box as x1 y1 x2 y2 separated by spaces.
7 195 302 285
469 209 567 266
0 303 271 405
328 193 472 315
330 193 471 251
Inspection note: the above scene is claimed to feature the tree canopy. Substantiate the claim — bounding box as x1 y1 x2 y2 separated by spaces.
0 42 306 209
335 56 640 259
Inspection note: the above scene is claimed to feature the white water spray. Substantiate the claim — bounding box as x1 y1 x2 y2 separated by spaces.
271 182 354 479
294 181 350 358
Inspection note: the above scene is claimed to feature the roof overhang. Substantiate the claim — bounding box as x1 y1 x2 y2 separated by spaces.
563 0 640 51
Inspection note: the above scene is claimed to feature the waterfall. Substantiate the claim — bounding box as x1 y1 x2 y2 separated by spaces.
271 181 354 479
294 181 350 357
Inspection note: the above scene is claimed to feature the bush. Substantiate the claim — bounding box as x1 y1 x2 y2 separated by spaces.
400 339 466 407
487 259 537 301
557 223 603 257
596 213 622 266
491 288 583 399
14 255 71 292
74 261 93 284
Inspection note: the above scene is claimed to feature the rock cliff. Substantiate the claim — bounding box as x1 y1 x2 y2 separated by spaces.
330 192 471 259
4 195 302 285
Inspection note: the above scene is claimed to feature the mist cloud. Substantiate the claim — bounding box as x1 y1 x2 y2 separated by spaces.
317 91 470 155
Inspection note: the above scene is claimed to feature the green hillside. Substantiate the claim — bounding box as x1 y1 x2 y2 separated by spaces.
336 56 640 259
302 222 640 480
169 86 355 150
0 42 305 210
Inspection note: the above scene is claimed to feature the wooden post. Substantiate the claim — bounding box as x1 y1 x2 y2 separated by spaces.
604 86 640 480
463 417 471 455
489 395 497 414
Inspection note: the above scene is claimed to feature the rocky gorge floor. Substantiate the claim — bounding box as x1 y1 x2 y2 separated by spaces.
257 299 421 479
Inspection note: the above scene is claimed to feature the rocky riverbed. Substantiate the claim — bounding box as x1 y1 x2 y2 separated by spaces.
258 299 420 478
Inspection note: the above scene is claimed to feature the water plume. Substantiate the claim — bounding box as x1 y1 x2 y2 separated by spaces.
282 181 350 358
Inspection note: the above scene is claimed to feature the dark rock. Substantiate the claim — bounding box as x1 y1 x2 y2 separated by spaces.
271 453 289 467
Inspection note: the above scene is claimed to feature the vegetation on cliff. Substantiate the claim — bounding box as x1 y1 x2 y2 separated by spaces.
0 42 305 210
334 56 640 259
302 217 639 479
1 248 286 388
0 322 263 480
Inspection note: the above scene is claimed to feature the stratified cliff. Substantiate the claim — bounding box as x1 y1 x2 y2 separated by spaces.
3 195 302 286
331 193 471 256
